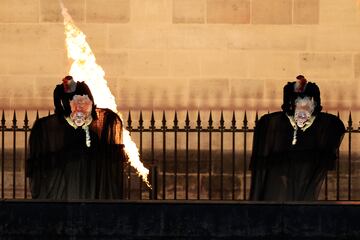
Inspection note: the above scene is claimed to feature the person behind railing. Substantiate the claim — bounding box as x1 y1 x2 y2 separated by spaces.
53 75 97 120
249 75 345 201
27 75 125 200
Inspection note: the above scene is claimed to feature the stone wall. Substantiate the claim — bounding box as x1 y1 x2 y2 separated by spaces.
0 0 359 114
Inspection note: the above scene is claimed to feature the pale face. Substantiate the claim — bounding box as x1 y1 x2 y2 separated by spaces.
294 97 315 128
71 111 85 126
69 95 93 127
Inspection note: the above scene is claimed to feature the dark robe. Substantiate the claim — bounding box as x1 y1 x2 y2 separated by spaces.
27 109 125 200
249 111 345 201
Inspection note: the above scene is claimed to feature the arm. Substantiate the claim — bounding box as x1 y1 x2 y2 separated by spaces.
53 85 64 117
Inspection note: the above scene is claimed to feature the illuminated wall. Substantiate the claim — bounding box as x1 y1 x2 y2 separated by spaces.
0 0 359 113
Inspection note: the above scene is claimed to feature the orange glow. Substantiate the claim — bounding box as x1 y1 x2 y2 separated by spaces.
60 2 150 187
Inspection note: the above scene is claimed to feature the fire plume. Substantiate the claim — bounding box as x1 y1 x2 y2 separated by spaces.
60 2 150 187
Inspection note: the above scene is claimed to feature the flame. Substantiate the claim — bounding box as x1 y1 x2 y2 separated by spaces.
60 2 150 187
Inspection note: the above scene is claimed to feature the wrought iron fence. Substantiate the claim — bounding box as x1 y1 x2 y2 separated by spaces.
0 110 359 200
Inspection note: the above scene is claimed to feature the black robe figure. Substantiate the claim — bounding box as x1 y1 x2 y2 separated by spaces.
53 76 97 119
249 76 345 201
27 77 125 200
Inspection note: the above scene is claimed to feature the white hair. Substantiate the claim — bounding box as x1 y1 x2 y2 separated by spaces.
70 95 93 114
294 97 315 114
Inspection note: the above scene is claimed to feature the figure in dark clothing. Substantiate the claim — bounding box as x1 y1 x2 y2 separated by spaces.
28 76 125 200
53 75 97 119
249 75 345 201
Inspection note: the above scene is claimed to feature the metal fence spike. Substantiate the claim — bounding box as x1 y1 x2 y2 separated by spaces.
348 112 353 130
12 110 17 129
1 110 5 127
208 111 213 129
196 111 201 130
185 111 190 130
243 111 248 129
220 111 225 130
173 111 179 129
127 111 132 130
139 110 144 129
150 111 155 129
161 111 167 130
231 111 236 130
24 110 29 129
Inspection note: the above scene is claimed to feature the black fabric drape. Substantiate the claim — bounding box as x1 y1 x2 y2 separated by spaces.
249 112 345 201
27 108 125 200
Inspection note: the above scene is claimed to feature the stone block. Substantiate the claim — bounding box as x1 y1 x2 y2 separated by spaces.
40 0 85 22
2 171 25 196
0 25 49 53
319 0 360 25
190 78 230 98
263 78 287 102
155 173 243 200
127 51 169 77
131 0 172 23
44 24 67 51
230 79 265 100
168 50 201 77
116 78 189 110
308 26 360 52
1 149 25 172
10 97 53 111
173 0 205 23
0 98 11 110
248 52 299 78
299 53 352 79
76 24 108 51
309 78 357 103
86 0 129 23
0 23 71 53
153 149 248 175
252 0 292 24
293 0 319 24
227 25 308 51
355 54 360 78
94 52 127 77
7 52 67 75
108 24 168 49
207 0 250 24
34 76 64 98
0 76 36 97
0 23 66 53
200 174 246 200
169 25 228 49
0 0 39 23
0 55 9 73
200 50 249 77
188 78 231 109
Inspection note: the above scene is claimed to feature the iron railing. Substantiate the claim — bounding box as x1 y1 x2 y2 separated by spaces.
0 110 359 200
